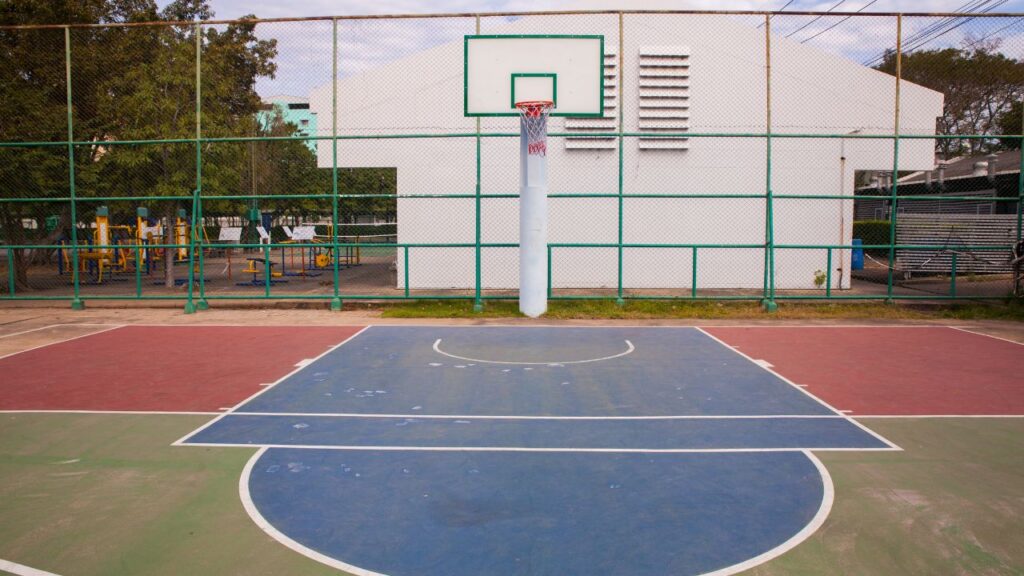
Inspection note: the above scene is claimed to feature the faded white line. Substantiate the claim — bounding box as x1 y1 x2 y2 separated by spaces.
0 324 125 362
0 558 62 576
0 324 59 339
947 326 1024 347
433 338 634 365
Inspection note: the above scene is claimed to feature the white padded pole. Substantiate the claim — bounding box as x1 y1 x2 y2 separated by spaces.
519 116 548 318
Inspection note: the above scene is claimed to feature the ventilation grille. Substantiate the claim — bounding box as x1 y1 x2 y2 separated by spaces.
564 50 618 150
638 46 689 150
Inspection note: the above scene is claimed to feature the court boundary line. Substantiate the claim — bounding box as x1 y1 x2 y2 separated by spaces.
0 558 62 576
0 324 60 339
853 414 1024 419
700 450 835 576
694 327 903 451
0 409 221 416
0 324 125 361
171 325 372 447
239 446 386 576
433 338 635 365
188 442 899 453
3 410 1016 418
227 412 855 420
947 326 1024 346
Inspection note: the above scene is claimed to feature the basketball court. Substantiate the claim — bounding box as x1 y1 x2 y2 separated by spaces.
1 319 1022 575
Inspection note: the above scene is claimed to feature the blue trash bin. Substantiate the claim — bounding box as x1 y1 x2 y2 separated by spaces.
851 238 864 270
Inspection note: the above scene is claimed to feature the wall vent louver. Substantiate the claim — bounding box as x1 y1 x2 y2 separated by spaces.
638 46 690 150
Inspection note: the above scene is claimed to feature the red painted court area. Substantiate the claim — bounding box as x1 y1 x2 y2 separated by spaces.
0 325 365 412
705 327 1024 416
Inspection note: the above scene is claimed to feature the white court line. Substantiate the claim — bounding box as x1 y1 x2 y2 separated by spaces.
171 325 373 446
0 410 220 416
192 442 900 453
947 326 1024 347
0 558 62 576
0 324 125 362
854 414 1024 419
433 338 634 365
699 451 835 576
694 327 902 451
239 447 386 576
228 412 850 420
0 324 60 339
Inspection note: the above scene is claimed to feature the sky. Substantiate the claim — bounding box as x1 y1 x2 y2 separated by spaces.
155 0 1024 99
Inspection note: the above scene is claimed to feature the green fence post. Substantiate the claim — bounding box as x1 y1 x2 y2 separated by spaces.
134 245 141 297
196 186 208 309
330 17 342 312
886 15 903 304
403 246 410 298
183 23 201 315
950 253 957 298
473 15 484 313
6 248 14 297
65 27 83 310
825 248 832 298
761 15 777 312
547 245 553 299
691 247 697 298
615 11 626 307
264 244 271 298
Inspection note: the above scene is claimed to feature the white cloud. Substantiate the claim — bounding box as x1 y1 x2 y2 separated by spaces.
170 0 1023 98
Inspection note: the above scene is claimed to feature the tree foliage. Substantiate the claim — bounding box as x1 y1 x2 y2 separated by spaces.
875 44 1024 159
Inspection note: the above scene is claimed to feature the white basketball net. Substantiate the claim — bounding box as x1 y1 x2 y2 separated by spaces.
516 100 553 156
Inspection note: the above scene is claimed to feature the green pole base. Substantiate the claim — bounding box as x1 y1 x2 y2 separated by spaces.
183 302 197 314
884 298 896 305
761 299 778 312
473 301 484 313
615 297 626 307
197 300 209 311
70 299 85 311
330 297 343 311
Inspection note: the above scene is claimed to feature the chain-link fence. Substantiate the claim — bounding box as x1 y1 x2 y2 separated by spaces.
1 9 1022 311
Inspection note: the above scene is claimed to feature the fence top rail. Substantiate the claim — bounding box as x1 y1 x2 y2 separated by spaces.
2 9 1023 30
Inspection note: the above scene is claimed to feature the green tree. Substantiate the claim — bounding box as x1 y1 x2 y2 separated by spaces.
1 0 277 290
996 100 1022 150
875 45 1024 159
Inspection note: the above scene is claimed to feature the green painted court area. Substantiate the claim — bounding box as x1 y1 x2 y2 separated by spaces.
0 414 1021 575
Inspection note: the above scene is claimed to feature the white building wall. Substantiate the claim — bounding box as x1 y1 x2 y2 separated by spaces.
310 14 942 291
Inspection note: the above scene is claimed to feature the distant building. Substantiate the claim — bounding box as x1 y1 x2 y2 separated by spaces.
855 149 1022 220
258 94 318 153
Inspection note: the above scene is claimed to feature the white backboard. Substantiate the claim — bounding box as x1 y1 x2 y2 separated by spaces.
464 35 604 117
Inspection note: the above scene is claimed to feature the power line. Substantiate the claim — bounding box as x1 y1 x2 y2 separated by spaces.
961 15 1024 48
784 0 844 38
861 0 1006 66
800 0 879 43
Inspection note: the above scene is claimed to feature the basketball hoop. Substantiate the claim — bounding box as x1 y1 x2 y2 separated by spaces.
516 100 553 156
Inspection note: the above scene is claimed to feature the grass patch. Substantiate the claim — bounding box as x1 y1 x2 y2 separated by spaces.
377 299 1024 320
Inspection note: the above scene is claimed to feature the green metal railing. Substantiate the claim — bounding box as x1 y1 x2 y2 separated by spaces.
1 10 1022 311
